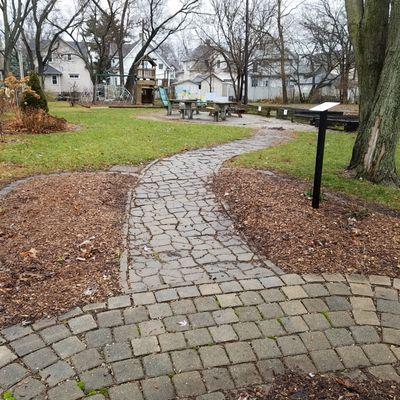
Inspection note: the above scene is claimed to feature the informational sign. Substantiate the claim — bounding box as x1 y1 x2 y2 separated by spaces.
310 102 340 112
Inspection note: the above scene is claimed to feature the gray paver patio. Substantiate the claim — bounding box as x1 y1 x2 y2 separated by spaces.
1 128 400 398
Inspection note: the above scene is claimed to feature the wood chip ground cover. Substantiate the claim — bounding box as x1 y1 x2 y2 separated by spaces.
213 168 400 277
0 172 136 328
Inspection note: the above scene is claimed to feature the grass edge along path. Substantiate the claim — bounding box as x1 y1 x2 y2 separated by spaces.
0 103 251 187
229 131 400 210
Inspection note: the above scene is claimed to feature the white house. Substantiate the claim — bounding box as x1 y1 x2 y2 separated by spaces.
42 39 92 95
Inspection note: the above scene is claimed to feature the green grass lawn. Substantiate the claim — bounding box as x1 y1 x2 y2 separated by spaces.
0 102 250 186
230 131 400 210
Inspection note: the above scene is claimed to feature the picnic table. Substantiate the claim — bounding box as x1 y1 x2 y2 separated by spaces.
208 101 236 121
170 99 198 119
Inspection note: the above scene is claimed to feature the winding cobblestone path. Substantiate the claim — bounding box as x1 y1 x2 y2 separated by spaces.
1 130 400 400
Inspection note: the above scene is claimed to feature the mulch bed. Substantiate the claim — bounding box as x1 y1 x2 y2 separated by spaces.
0 172 137 328
213 168 400 277
226 370 400 399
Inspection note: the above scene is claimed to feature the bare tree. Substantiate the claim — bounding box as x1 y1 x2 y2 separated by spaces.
124 0 199 93
198 0 274 102
346 0 399 184
0 0 31 76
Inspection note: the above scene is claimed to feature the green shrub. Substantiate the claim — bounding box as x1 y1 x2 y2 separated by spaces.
21 71 49 112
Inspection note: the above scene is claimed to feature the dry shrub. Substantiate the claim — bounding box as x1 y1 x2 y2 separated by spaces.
20 108 67 134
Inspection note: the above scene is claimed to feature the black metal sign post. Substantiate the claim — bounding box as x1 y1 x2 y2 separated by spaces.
310 102 340 209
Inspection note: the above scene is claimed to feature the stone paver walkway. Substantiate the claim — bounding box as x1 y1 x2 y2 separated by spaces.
1 128 400 399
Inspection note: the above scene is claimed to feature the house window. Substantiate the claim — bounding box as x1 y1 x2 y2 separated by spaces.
253 63 258 73
52 75 58 85
159 63 163 70
198 84 201 89
216 60 221 69
69 74 79 79
265 80 269 87
67 54 72 61
251 77 258 87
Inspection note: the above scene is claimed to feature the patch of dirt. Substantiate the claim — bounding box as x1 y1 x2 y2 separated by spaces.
213 168 400 277
0 172 137 328
226 370 400 399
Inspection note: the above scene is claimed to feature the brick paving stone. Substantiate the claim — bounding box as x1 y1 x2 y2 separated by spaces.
189 312 216 328
328 311 355 327
235 306 262 321
350 297 375 310
40 325 71 344
177 286 201 298
199 284 222 296
303 313 331 331
381 313 400 329
142 376 175 400
258 320 286 337
353 310 380 326
350 283 373 297
280 316 308 334
210 325 238 343
377 299 400 315
22 347 58 371
326 283 351 296
281 286 308 300
302 284 329 298
148 303 173 319
68 314 97 334
52 336 86 359
139 320 165 336
240 279 264 291
212 309 239 325
325 296 352 311
143 353 173 377
394 278 400 290
374 287 398 300
216 294 242 308
104 342 132 362
112 359 144 383
199 345 229 368
369 275 391 286
277 335 307 356
0 346 17 368
163 315 190 332
220 281 243 293
1 326 32 342
185 328 213 347
224 342 256 363
259 277 284 289
239 291 264 305
196 392 226 400
158 332 186 351
284 355 316 373
47 380 85 400
0 363 28 389
229 362 262 387
233 322 262 340
155 289 178 303
97 310 123 328
257 359 284 381
279 301 307 316
82 303 107 313
383 328 400 345
170 299 196 315
71 349 103 372
300 332 331 351
325 328 354 347
202 367 235 391
10 334 45 357
124 306 149 324
194 297 220 312
86 328 113 348
281 274 305 285
258 303 284 319
260 289 286 303
131 337 160 356
40 360 75 387
302 299 328 313
303 274 325 283
173 371 206 397
79 367 113 391
322 273 345 282
336 346 370 368
362 343 397 365
310 350 344 372
109 382 144 400
368 365 400 383
113 324 140 342
251 338 281 359
108 295 131 309
171 349 202 371
350 326 380 344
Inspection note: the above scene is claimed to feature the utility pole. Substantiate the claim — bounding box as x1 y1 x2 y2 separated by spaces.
243 0 249 104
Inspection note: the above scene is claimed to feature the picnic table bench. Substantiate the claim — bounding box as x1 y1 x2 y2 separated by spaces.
312 115 359 132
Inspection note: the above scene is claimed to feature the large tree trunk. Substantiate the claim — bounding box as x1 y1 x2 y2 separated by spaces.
345 0 399 184
277 0 288 104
